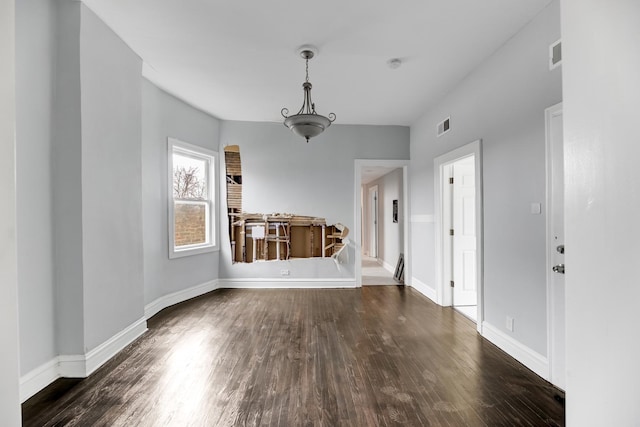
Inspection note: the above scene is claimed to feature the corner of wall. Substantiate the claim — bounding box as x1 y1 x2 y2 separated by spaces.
481 321 549 380
20 316 148 403
410 276 437 303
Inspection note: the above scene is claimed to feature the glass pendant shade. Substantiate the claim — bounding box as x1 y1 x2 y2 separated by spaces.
284 114 332 141
282 48 335 142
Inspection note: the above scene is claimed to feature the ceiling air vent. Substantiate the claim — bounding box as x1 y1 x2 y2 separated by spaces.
549 39 562 70
437 117 450 137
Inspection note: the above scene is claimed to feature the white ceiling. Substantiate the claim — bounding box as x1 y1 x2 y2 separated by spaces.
362 166 401 185
82 0 552 126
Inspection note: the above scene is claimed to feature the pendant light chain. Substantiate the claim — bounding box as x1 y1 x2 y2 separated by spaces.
305 57 310 83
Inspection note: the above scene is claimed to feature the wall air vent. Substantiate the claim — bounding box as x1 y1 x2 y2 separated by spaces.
549 39 562 70
437 117 450 137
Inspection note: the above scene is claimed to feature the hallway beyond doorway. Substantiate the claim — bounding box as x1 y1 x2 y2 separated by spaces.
362 254 398 286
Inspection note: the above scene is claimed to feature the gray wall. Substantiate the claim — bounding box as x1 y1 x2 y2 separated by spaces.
79 5 145 351
0 0 21 421
14 0 223 379
218 121 409 280
52 0 85 356
364 168 404 269
142 80 221 305
409 0 561 355
53 1 146 355
16 0 57 375
18 0 147 377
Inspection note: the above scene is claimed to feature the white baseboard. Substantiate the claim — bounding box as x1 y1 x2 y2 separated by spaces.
145 280 219 319
59 317 147 378
20 317 147 403
410 276 437 303
380 259 395 274
84 317 147 376
58 354 87 378
482 321 549 380
218 278 356 289
19 358 60 403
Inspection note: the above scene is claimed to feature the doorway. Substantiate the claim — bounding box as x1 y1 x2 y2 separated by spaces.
546 102 565 390
362 177 401 286
355 160 410 287
434 140 483 331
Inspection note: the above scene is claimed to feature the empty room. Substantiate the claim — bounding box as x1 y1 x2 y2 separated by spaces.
2 0 639 425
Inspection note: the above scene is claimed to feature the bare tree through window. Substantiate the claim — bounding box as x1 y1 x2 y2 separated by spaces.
172 152 210 248
173 166 205 200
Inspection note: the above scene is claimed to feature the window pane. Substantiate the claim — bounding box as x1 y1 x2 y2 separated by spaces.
168 138 217 258
174 201 208 247
173 153 208 200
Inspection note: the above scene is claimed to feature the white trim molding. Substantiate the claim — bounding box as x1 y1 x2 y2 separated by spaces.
410 276 437 303
145 280 219 319
20 317 147 403
85 317 147 376
218 278 356 289
58 317 148 379
57 354 88 379
19 358 60 403
482 321 549 380
380 259 395 274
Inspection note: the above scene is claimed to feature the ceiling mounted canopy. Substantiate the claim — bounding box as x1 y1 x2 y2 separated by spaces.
282 46 336 143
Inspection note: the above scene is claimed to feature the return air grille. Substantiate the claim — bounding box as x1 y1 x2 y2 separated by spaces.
549 39 562 70
437 117 450 137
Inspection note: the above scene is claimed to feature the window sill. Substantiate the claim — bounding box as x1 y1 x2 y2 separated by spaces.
169 245 219 259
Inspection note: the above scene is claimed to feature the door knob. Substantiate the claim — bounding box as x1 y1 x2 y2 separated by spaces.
552 264 565 274
556 245 564 254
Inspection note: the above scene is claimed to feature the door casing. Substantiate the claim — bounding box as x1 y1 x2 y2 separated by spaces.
434 140 483 333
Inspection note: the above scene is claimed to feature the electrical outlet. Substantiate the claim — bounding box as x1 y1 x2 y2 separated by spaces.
506 316 514 332
280 269 290 276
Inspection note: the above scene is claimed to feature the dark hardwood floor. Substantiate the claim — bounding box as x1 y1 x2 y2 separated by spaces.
22 286 564 426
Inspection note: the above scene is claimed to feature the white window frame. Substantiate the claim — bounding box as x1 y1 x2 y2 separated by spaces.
168 138 219 258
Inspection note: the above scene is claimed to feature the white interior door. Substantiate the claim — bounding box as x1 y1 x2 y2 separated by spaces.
369 186 378 258
548 104 565 390
452 157 477 306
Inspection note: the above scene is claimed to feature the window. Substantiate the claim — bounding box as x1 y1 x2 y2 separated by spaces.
168 138 218 258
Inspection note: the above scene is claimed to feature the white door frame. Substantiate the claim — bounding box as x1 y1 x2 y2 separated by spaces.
355 159 410 288
368 185 379 258
546 102 564 388
434 140 483 333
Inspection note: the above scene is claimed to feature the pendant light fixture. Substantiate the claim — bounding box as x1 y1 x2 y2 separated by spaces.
281 46 336 143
